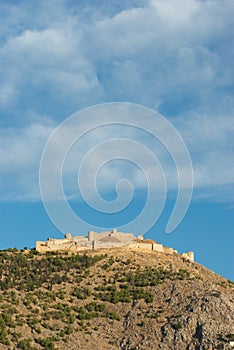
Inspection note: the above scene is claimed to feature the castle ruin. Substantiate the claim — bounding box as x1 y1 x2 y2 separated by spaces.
36 229 194 262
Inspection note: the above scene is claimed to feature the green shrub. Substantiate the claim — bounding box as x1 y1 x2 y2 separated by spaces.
226 334 234 341
171 322 182 330
106 311 120 321
35 337 57 350
72 287 91 299
17 338 33 350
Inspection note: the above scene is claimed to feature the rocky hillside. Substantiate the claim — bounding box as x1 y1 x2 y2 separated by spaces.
0 247 233 350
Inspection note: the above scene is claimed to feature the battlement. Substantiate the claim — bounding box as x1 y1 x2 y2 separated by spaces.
35 229 194 262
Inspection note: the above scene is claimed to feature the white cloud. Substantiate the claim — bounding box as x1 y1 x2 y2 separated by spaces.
0 0 232 115
0 121 54 201
150 0 200 26
0 0 233 203
0 82 17 107
0 21 101 114
174 113 234 190
0 109 233 203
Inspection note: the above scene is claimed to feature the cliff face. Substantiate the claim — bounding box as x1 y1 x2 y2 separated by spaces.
0 247 233 350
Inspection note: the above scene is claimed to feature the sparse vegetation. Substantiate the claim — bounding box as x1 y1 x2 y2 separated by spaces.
0 248 233 349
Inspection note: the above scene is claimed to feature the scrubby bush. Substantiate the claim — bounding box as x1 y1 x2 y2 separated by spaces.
17 338 34 350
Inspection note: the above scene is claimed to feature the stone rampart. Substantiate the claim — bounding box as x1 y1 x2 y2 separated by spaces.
181 251 194 262
129 242 153 250
93 241 127 249
88 230 135 243
153 243 164 253
35 229 194 262
36 239 90 253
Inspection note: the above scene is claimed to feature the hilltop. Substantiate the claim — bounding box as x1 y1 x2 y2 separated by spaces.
0 247 233 350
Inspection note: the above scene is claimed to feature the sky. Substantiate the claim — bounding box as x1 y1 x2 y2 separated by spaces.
0 0 233 279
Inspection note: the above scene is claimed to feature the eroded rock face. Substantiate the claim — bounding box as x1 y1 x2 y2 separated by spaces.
116 282 234 350
157 289 234 350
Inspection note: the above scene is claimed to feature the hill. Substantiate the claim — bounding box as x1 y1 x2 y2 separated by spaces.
0 247 233 350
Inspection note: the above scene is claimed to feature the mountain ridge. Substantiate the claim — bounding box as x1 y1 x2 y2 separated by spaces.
0 247 233 350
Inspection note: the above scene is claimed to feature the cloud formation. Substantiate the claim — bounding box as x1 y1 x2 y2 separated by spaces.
0 0 233 203
0 110 233 203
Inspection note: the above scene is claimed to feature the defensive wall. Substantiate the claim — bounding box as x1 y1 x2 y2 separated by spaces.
36 228 194 262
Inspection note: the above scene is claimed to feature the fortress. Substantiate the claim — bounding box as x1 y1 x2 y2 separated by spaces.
36 228 194 262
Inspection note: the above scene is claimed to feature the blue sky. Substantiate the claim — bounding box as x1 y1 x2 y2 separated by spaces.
0 0 233 279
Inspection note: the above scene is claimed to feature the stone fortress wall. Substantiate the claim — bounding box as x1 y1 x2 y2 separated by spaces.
36 228 194 262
